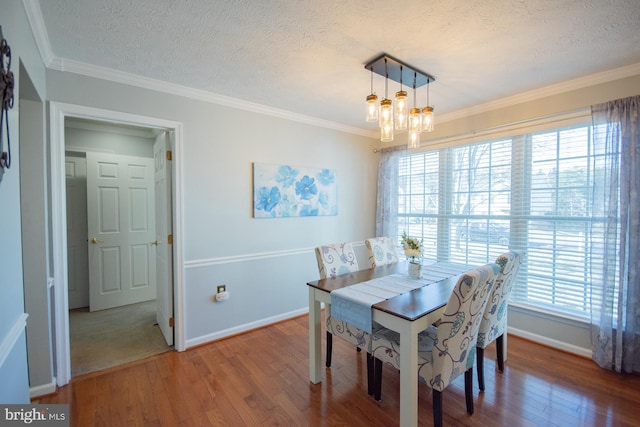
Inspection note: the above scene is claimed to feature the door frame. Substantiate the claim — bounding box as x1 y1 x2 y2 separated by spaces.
50 102 186 386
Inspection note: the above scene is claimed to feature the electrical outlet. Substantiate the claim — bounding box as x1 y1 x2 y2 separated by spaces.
217 285 226 294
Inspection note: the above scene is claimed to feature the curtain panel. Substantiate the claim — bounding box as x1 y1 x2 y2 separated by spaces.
590 95 640 373
375 146 406 239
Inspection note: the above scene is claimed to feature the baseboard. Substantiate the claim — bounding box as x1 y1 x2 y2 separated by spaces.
186 307 308 348
30 379 57 399
186 307 592 358
508 326 592 358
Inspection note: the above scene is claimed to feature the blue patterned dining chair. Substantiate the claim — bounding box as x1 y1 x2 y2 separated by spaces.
365 236 400 268
476 250 523 391
315 242 368 368
315 242 386 396
369 263 499 427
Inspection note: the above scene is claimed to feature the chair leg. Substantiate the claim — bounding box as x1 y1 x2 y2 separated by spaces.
432 390 443 427
465 367 474 415
496 334 505 372
374 357 383 401
325 331 332 368
477 347 485 391
366 353 374 396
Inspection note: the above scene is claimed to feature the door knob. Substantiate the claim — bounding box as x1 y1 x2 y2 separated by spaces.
90 237 103 244
149 240 159 246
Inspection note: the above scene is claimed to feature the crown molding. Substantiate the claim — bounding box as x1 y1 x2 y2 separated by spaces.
47 56 376 138
22 0 55 65
437 62 640 124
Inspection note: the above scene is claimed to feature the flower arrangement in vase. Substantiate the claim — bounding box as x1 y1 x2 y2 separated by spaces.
401 232 423 279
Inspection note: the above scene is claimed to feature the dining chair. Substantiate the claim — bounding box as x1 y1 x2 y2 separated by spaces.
476 250 523 391
369 263 499 427
315 242 386 395
365 236 400 268
314 242 369 368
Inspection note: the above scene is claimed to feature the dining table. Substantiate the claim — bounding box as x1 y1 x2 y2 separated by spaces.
307 261 474 427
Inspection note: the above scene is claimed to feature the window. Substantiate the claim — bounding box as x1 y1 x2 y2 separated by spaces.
396 122 617 319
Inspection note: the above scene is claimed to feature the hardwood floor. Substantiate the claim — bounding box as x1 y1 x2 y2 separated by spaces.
36 314 640 426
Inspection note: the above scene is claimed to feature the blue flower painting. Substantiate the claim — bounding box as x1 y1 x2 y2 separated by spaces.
253 163 338 218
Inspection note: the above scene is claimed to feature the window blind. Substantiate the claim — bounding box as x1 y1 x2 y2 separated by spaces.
394 120 618 319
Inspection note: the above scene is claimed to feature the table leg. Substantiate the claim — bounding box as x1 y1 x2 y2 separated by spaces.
309 289 322 384
504 331 508 361
399 324 419 427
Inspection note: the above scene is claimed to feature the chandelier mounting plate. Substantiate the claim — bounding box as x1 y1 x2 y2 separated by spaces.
364 53 434 88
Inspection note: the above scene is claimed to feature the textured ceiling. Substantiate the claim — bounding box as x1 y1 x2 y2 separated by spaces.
35 0 640 134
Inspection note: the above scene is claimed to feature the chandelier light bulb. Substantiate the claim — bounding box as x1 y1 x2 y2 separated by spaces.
366 93 379 122
381 122 394 142
409 107 422 133
380 98 393 125
422 106 434 132
408 129 420 148
380 98 394 141
394 90 408 130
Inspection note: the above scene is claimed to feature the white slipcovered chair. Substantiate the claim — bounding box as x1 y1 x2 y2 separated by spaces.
369 263 499 427
476 250 523 391
365 236 400 268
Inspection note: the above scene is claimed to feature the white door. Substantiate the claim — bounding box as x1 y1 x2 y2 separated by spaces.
153 131 174 346
86 152 156 311
65 153 89 309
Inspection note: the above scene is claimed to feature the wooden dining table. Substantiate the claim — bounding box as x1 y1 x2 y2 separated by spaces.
307 261 468 427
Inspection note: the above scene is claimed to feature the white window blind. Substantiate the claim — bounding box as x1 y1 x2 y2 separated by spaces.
395 121 618 319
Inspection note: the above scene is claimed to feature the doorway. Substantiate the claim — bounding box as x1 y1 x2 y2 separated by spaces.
65 121 159 312
50 102 185 386
64 119 171 376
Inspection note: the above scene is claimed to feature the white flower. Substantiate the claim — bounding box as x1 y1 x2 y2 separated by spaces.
405 248 421 258
401 232 423 262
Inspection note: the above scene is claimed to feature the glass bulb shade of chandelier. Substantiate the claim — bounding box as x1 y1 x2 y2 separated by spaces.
394 90 408 130
422 106 434 132
381 121 394 142
409 107 422 133
366 93 379 122
380 98 394 141
379 98 393 127
408 129 420 148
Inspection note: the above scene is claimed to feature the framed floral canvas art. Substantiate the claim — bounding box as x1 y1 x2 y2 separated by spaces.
253 162 338 218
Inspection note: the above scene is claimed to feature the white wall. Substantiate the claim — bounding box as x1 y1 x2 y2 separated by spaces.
45 69 379 348
0 0 47 403
20 96 53 393
65 125 155 157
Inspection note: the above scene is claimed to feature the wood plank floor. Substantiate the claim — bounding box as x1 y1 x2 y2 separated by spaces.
36 314 640 426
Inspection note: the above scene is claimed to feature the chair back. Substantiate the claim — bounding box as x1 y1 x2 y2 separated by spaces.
365 237 399 268
477 251 523 349
315 242 359 279
423 263 499 391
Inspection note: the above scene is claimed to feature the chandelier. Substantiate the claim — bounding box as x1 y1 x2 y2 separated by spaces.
364 53 435 147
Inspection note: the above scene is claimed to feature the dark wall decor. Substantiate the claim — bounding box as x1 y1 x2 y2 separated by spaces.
0 26 14 184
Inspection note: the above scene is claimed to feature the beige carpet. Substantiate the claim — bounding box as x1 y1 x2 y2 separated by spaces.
70 300 173 377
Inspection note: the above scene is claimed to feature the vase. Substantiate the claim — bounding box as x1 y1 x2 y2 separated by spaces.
408 261 422 279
